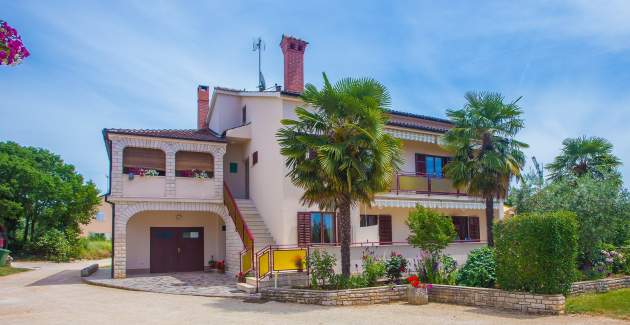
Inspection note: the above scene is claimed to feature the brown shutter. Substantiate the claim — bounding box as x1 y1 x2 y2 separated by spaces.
378 215 392 245
297 212 311 247
175 151 214 171
469 217 480 241
415 154 426 174
123 147 165 170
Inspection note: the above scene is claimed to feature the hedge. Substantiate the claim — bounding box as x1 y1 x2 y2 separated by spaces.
495 211 578 294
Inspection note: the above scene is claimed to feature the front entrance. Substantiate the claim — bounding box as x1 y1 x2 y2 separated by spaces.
150 227 204 273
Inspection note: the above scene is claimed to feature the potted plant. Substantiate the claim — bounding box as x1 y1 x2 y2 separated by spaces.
406 275 431 305
216 260 225 274
236 272 247 283
208 256 216 270
294 256 305 272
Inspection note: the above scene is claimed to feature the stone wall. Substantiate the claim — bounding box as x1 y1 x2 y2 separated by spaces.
569 276 630 295
262 284 565 315
428 284 565 315
261 285 407 306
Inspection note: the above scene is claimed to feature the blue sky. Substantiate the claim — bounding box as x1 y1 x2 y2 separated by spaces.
2 1 630 192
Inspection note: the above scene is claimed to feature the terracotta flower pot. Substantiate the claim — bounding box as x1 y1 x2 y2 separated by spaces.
407 286 428 305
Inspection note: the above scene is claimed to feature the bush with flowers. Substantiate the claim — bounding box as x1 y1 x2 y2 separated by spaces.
0 20 29 66
385 252 408 284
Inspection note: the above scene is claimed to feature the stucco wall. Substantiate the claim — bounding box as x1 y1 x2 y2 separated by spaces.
209 93 242 134
125 211 225 271
399 139 452 173
223 142 247 199
81 198 112 238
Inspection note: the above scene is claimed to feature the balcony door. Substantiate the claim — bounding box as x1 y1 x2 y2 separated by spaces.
415 154 448 177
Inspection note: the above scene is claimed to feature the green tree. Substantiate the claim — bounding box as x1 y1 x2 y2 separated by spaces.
518 173 630 269
406 206 456 256
0 141 100 253
442 92 528 246
277 73 402 276
546 136 621 182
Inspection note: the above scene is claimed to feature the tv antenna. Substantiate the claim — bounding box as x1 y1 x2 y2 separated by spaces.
252 37 266 91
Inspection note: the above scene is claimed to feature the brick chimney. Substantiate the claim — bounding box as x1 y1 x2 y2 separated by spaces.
197 85 210 129
280 35 308 94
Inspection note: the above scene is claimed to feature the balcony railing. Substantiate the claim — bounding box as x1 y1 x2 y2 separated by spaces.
391 172 466 196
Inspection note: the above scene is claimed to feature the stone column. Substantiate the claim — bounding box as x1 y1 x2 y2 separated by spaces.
110 140 124 197
165 145 176 198
212 147 226 200
113 204 128 279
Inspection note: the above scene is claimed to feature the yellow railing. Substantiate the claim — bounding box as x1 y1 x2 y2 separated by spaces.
256 246 308 280
223 182 254 274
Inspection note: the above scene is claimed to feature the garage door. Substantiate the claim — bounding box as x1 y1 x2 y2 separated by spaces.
150 227 204 273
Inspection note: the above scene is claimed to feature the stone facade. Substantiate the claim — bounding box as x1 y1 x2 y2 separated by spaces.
111 201 241 279
569 276 630 295
261 285 407 306
428 284 565 315
108 134 226 200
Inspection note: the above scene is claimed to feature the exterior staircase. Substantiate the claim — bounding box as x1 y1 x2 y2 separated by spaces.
234 199 275 252
233 198 275 294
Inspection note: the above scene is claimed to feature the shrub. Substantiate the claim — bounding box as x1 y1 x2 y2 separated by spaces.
27 229 72 262
495 211 578 294
456 247 496 288
413 253 458 285
385 252 408 284
407 206 456 255
307 250 336 288
77 238 111 260
331 274 369 289
361 252 386 286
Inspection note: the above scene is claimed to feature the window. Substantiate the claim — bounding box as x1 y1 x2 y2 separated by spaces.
123 147 166 176
252 151 258 165
297 212 336 245
175 151 214 178
452 216 480 241
95 212 105 222
242 105 247 124
229 162 238 173
182 231 200 239
360 215 378 227
415 154 449 177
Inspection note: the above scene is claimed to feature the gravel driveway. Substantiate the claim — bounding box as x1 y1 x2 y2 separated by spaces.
0 260 626 325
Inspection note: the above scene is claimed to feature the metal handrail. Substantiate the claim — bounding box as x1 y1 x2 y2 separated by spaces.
391 172 466 196
223 182 255 274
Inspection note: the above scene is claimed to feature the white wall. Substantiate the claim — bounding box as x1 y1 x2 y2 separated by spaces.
126 211 225 271
209 93 243 134
223 142 247 199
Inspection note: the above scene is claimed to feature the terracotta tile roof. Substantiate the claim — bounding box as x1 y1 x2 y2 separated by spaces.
104 128 225 143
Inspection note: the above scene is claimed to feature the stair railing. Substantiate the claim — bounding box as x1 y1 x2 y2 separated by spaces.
223 182 255 275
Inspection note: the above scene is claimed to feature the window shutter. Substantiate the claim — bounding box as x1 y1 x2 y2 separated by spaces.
469 217 480 241
415 154 426 174
297 212 311 247
378 215 392 245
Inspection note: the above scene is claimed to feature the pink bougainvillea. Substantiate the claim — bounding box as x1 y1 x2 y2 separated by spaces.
0 20 29 66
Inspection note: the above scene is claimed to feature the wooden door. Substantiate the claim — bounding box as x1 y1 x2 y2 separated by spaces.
150 227 179 273
150 227 204 273
177 227 204 272
378 215 392 245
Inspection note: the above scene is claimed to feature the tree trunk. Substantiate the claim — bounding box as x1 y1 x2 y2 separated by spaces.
23 215 30 243
485 196 494 247
338 198 352 277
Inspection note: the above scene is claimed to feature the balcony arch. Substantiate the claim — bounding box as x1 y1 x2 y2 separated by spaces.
175 151 214 178
122 147 166 176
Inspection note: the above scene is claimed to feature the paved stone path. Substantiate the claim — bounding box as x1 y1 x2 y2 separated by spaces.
84 268 250 298
2 259 628 325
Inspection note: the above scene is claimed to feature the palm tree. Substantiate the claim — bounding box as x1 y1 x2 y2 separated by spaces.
546 136 621 181
277 73 402 276
442 92 528 246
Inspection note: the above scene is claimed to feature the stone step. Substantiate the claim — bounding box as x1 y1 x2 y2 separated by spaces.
236 282 257 294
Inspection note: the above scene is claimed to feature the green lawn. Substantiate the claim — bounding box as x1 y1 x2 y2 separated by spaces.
0 265 30 277
566 288 630 320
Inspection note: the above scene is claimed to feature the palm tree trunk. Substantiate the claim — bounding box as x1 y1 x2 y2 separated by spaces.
485 196 494 246
338 198 352 277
